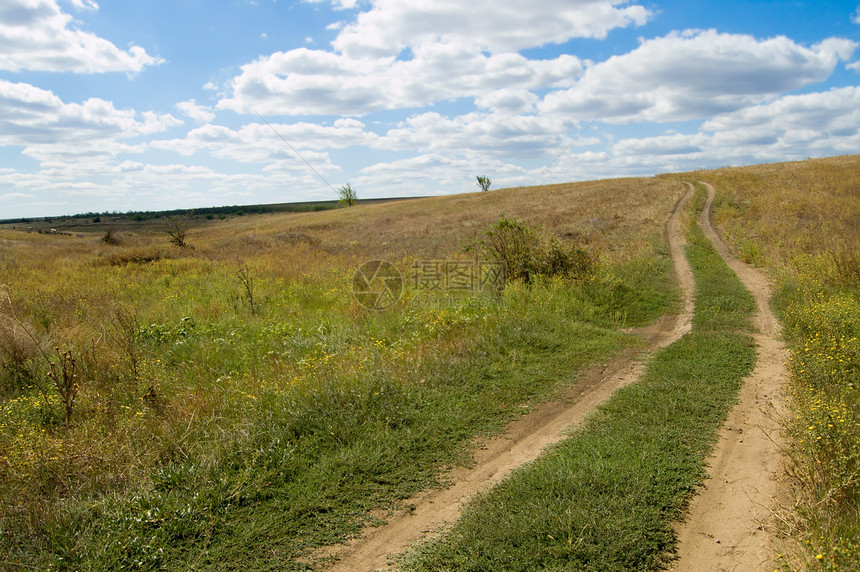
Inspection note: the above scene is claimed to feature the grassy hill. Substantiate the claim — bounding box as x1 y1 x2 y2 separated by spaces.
0 155 857 570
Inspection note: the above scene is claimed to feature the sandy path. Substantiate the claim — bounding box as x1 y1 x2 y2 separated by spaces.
671 182 789 571
322 184 695 572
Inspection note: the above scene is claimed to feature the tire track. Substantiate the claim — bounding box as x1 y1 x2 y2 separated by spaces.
321 183 695 572
671 182 789 571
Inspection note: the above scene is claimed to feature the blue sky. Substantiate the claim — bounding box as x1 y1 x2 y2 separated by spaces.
1 0 859 218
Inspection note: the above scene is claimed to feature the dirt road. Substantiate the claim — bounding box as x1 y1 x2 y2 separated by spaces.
323 184 696 572
671 182 789 571
323 181 788 571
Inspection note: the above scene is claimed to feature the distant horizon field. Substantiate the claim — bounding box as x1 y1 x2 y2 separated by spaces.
3 153 857 226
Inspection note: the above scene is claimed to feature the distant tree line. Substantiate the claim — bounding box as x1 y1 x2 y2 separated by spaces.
0 197 420 225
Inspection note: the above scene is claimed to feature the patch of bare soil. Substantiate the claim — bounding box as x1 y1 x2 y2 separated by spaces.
320 184 696 572
671 182 790 571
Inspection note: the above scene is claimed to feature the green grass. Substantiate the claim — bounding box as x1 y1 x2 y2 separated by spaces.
399 184 758 571
684 156 860 570
0 253 676 570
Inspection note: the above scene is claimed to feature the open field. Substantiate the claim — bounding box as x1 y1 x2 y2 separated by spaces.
1 155 858 570
0 178 682 569
398 183 760 571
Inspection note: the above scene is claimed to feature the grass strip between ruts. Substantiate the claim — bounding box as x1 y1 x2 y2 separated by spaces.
400 185 758 571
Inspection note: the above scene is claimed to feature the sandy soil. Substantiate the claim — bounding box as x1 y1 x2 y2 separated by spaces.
670 182 789 571
321 184 697 572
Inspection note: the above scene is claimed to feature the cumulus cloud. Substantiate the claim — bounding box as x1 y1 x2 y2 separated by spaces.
540 30 858 123
600 86 860 174
0 80 181 149
380 111 585 160
475 89 539 114
0 0 162 73
177 99 216 124
219 44 582 116
219 1 646 116
330 0 650 57
702 85 860 141
152 118 378 162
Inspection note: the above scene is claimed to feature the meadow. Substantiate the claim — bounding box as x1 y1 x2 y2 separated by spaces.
399 183 758 570
692 154 860 571
0 179 681 569
2 154 857 571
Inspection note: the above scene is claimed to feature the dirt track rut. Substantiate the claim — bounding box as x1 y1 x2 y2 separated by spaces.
324 181 788 571
671 182 789 571
323 184 696 571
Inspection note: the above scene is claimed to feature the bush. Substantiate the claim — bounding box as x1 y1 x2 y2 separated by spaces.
101 228 119 245
469 216 597 284
339 183 358 207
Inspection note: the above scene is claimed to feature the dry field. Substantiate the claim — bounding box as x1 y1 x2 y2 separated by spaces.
0 176 683 570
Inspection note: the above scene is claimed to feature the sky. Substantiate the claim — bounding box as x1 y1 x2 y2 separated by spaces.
1 0 859 218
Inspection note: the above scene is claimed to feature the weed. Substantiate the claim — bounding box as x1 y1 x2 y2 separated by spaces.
111 305 143 382
236 266 257 315
101 228 119 245
45 348 79 428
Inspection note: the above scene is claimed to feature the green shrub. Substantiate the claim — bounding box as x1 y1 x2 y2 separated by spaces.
468 215 597 284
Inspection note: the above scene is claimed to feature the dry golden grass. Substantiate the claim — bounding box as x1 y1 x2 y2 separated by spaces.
0 175 685 570
1 177 683 286
191 176 682 274
679 154 860 571
685 154 860 268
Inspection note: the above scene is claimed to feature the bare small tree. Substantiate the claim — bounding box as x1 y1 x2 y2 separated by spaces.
477 175 492 192
339 183 358 207
165 214 190 248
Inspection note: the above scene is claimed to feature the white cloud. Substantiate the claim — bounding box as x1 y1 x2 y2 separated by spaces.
218 1 646 116
703 85 860 135
854 6 860 24
540 30 858 123
475 89 539 114
380 111 586 160
0 80 181 150
331 0 650 57
151 119 376 166
596 86 860 175
219 44 581 116
66 0 98 10
0 0 162 73
177 99 216 124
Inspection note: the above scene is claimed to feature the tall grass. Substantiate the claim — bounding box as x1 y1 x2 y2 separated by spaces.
0 179 682 569
688 154 860 570
399 184 758 571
